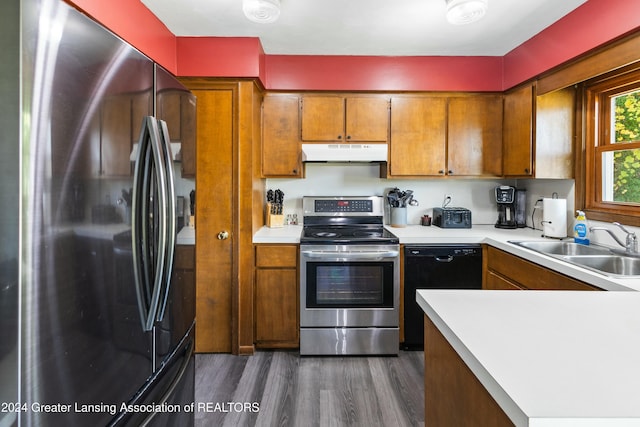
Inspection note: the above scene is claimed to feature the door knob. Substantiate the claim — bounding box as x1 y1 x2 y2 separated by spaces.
217 231 229 240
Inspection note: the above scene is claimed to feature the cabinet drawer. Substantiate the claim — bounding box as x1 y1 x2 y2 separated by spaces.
484 270 523 290
256 245 298 268
175 245 195 270
487 246 600 291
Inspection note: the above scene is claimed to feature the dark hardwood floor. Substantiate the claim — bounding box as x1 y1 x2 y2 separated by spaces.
194 350 425 427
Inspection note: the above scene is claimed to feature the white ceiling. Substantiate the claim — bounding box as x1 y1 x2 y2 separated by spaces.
141 0 587 56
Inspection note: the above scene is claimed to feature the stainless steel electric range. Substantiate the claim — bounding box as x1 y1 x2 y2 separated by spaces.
299 196 400 356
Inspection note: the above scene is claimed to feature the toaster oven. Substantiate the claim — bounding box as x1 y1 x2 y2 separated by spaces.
432 207 472 228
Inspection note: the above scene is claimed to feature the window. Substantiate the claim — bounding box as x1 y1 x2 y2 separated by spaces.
584 68 640 224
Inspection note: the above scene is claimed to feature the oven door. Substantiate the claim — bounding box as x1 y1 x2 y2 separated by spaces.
300 245 400 328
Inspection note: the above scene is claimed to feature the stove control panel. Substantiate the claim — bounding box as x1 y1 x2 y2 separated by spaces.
303 196 384 217
314 199 373 213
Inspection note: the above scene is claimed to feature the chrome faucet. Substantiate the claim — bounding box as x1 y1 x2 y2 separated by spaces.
589 222 638 255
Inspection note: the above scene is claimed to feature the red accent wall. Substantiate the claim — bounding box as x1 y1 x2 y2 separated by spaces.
503 0 640 89
65 0 178 73
263 55 503 92
66 0 640 92
176 37 266 83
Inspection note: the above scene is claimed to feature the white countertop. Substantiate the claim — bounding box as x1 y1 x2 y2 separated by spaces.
416 289 640 426
253 225 303 244
177 226 195 245
72 223 130 240
253 224 640 291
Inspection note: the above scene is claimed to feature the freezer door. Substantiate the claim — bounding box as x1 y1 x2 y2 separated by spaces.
109 324 195 427
20 2 155 425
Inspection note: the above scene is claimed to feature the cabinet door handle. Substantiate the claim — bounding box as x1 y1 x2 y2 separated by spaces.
438 170 444 174
448 170 453 174
217 231 229 240
337 135 342 139
346 135 351 140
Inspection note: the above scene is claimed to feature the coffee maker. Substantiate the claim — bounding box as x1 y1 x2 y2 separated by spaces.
495 186 526 229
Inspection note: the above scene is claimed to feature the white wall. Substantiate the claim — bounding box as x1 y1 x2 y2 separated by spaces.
516 178 575 233
265 163 576 228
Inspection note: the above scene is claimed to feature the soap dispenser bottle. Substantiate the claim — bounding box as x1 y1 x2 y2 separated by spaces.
573 210 590 245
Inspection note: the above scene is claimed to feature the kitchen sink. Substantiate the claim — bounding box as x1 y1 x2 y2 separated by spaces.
508 240 640 278
563 255 640 277
509 240 612 256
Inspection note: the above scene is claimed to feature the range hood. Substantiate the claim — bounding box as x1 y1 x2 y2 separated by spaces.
302 144 388 163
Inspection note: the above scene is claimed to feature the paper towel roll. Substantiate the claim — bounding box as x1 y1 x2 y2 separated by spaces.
542 198 567 238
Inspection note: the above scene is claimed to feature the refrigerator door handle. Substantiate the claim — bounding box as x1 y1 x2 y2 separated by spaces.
132 116 169 332
132 117 153 331
146 117 169 331
155 119 176 322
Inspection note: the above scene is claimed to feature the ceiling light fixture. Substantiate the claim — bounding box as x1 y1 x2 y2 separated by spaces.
445 0 488 25
243 0 281 24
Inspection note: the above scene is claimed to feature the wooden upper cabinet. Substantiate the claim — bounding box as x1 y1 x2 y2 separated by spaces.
389 96 447 176
157 89 197 177
448 95 503 176
535 87 575 179
262 95 302 177
301 96 344 141
301 95 389 142
157 90 182 139
345 97 389 141
180 92 197 177
503 84 534 177
100 92 151 177
503 83 575 179
101 95 133 177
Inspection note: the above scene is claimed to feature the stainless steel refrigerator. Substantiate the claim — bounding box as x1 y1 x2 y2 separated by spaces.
0 0 195 425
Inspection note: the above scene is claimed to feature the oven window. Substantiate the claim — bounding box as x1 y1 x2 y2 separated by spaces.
306 262 395 308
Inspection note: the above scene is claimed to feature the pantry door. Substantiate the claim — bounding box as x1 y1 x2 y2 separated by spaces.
193 88 234 353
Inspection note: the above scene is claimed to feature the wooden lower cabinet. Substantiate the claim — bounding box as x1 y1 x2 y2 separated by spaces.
424 315 514 426
254 244 299 348
174 244 196 335
484 246 601 291
484 270 524 290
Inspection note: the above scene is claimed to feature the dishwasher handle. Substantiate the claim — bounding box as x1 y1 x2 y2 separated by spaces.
435 255 454 263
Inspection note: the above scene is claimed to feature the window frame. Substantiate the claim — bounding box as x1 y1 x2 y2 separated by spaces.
583 68 640 226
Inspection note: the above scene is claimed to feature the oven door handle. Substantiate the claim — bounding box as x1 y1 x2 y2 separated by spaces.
301 250 399 260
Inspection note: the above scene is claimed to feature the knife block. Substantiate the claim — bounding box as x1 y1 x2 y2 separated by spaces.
266 203 284 228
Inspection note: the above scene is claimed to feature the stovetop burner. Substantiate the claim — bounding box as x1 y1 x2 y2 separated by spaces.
299 196 399 245
312 231 341 238
300 225 398 244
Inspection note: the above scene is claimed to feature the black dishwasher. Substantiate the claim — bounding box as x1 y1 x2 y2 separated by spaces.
403 245 482 350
